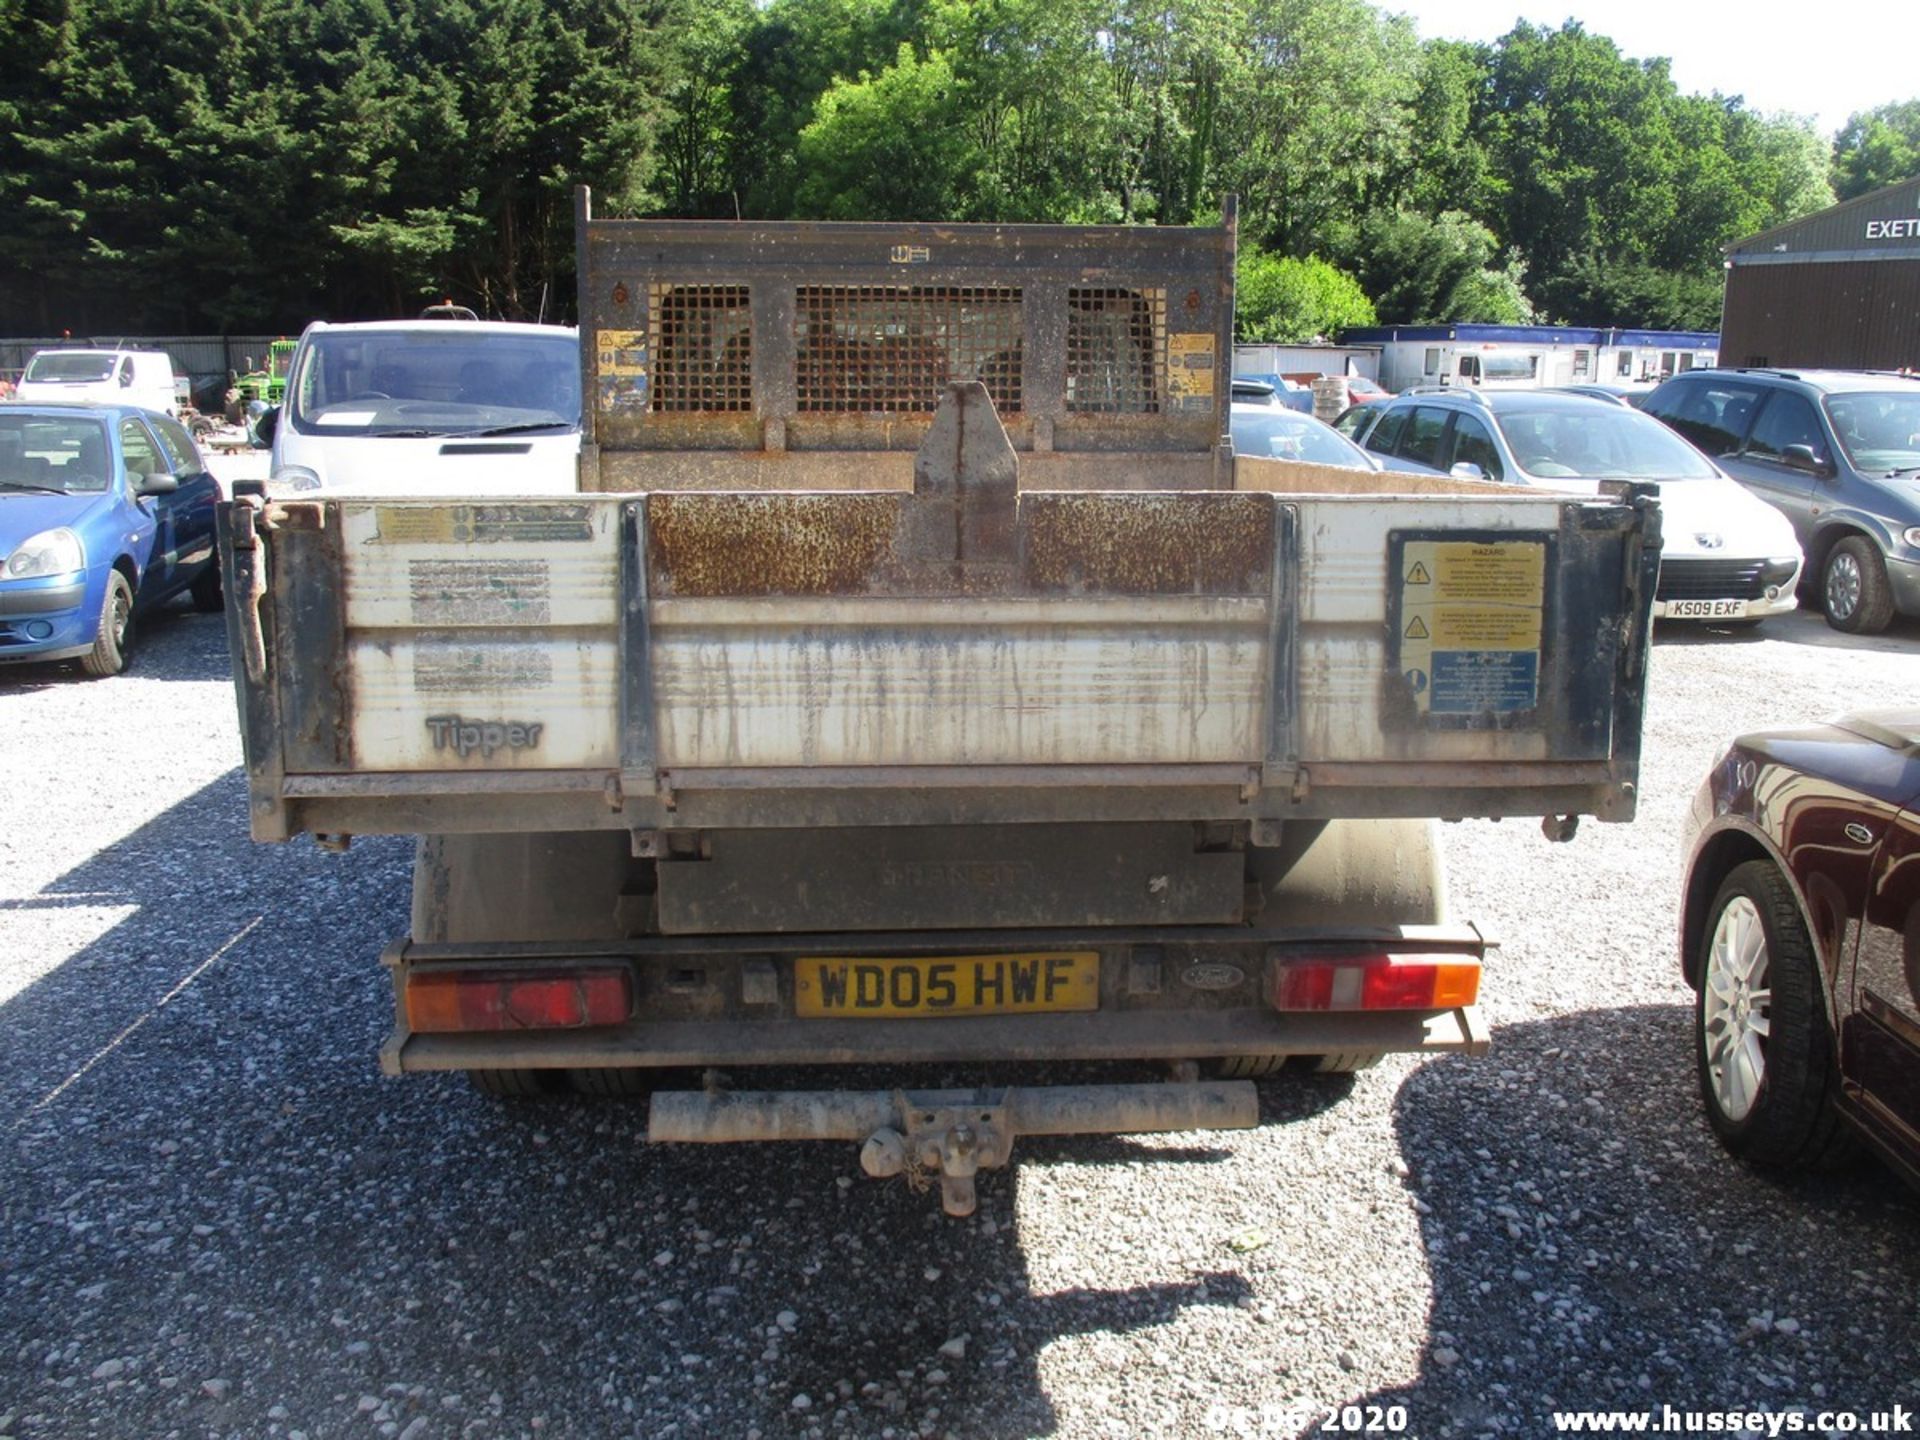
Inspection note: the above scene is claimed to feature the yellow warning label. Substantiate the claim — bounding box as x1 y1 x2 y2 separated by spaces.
1165 333 1217 401
1398 537 1547 717
1430 608 1539 648
597 328 647 377
374 508 458 545
1419 542 1545 605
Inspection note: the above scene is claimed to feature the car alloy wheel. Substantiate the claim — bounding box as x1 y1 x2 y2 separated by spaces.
1824 548 1862 625
1693 860 1852 1168
1701 894 1770 1122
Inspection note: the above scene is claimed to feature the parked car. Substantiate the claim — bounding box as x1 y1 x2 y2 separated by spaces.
1546 383 1653 409
1640 368 1920 633
257 309 582 495
1228 402 1379 471
1339 388 1803 623
0 403 222 677
1680 711 1920 1191
1281 372 1391 406
13 348 181 417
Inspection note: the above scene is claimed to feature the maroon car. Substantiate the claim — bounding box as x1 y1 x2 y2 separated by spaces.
1680 712 1920 1190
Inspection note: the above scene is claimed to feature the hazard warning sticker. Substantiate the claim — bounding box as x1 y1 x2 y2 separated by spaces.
1395 536 1548 718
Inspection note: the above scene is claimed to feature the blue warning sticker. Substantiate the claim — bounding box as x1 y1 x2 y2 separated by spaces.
1429 649 1539 714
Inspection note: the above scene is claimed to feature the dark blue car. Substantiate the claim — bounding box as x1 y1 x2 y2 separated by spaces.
0 403 222 676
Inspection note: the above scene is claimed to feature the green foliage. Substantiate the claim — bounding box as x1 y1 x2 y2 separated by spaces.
795 45 982 220
1235 245 1374 341
1346 210 1530 324
1833 101 1920 202
1536 255 1723 331
0 0 1893 335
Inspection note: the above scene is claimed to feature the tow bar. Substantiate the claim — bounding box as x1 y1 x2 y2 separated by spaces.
647 1081 1259 1216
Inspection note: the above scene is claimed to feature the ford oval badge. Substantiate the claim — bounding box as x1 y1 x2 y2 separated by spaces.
1182 962 1245 991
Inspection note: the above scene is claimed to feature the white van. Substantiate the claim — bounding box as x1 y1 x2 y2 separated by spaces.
14 348 180 416
264 314 581 495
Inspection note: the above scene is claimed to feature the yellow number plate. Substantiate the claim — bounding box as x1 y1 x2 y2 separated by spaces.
794 952 1100 1019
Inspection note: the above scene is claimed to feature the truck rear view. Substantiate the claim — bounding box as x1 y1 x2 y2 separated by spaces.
218 192 1658 1214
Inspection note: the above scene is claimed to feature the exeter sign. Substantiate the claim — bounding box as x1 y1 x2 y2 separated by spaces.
1865 218 1920 240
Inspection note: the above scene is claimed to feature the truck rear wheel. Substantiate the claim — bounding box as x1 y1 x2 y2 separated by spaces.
1208 1052 1382 1079
467 1068 565 1099
567 1068 656 1098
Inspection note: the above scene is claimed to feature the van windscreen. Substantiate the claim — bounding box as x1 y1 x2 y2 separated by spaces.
24 353 116 383
288 329 581 438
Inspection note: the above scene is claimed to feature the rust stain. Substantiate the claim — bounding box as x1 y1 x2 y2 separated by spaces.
1022 493 1273 595
648 493 901 596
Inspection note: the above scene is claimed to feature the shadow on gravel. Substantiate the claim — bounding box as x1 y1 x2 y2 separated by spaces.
1 769 1333 1440
1313 1004 1920 1439
0 597 231 690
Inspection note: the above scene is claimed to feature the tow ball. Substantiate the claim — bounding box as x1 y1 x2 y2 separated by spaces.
647 1082 1258 1217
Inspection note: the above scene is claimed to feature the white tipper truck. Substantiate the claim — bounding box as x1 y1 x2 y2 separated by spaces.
217 191 1659 1215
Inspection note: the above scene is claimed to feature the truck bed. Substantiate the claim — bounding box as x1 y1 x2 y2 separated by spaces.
222 427 1655 846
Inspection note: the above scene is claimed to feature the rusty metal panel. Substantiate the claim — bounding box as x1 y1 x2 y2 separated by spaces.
1022 492 1273 595
653 823 1247 933
576 187 1233 466
648 492 905 597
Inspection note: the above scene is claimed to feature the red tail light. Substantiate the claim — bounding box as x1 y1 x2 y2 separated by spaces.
1269 953 1480 1012
405 968 634 1033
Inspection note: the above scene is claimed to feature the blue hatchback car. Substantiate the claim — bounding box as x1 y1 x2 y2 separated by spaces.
0 403 222 676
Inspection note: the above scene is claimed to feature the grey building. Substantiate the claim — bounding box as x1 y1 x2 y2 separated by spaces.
1721 176 1920 371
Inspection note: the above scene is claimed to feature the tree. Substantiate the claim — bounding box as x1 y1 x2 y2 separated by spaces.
794 45 984 220
1347 209 1530 324
1235 245 1373 341
1535 255 1721 331
1214 0 1419 252
1833 101 1920 202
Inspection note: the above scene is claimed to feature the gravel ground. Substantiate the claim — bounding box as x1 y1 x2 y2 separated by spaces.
3 604 1918 1440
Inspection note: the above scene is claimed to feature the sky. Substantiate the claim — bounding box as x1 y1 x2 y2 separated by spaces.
1391 0 1915 137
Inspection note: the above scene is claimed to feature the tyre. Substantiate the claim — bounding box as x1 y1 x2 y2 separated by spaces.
190 563 223 613
1209 1054 1289 1079
1291 1052 1382 1075
467 1068 564 1099
1207 1052 1380 1079
567 1067 656 1098
1695 860 1852 1168
79 570 134 678
1821 536 1894 634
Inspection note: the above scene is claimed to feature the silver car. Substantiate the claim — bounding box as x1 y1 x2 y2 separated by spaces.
1337 388 1804 624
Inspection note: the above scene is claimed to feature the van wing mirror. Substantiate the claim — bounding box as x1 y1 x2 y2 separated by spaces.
250 406 279 449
